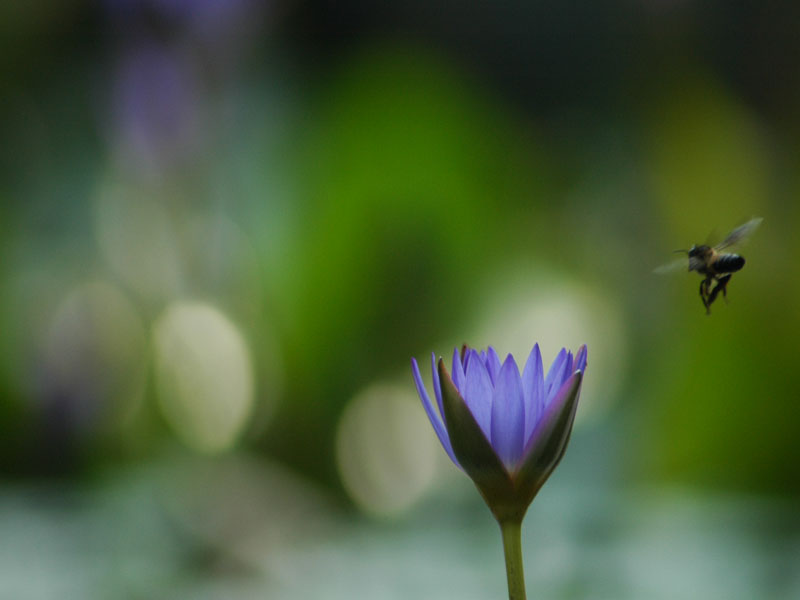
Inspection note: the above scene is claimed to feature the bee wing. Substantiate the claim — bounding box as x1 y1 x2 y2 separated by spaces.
715 217 763 251
653 256 688 274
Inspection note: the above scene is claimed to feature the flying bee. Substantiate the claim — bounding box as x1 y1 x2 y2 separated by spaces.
654 217 763 314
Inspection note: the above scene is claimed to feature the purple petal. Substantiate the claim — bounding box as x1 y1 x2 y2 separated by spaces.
522 370 582 459
556 352 575 410
574 345 588 373
462 348 473 373
451 347 466 394
522 343 545 443
462 350 493 440
486 346 502 385
412 358 459 465
543 348 569 403
491 355 526 469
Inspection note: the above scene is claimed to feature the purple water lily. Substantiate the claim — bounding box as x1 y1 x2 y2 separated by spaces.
412 343 587 526
412 343 587 599
412 344 586 472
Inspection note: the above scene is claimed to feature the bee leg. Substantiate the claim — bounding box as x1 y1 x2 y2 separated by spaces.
709 274 732 307
699 278 711 314
714 273 732 303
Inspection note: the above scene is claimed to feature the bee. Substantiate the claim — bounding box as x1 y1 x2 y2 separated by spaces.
655 217 763 314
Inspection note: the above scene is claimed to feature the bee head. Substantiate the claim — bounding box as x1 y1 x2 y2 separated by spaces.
688 244 709 258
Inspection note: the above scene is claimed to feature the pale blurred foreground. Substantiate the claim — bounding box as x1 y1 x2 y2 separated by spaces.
2 450 798 600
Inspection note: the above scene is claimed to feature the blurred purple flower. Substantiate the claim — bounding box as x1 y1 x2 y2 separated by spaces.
412 344 587 520
110 42 203 173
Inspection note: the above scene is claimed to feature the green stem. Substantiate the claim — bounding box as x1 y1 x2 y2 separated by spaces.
500 519 527 600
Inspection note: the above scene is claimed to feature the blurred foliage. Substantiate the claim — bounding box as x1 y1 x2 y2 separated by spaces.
266 43 550 481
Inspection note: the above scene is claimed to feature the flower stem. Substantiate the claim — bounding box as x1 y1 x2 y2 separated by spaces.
499 519 527 600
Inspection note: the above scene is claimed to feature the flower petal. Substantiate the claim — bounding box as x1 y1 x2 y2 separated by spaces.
411 358 459 466
451 347 466 393
543 348 569 405
574 344 588 373
430 352 444 421
462 347 473 372
463 349 493 440
486 346 502 385
522 343 545 444
491 355 526 469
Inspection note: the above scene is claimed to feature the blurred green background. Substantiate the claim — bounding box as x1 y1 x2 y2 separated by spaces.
1 1 799 598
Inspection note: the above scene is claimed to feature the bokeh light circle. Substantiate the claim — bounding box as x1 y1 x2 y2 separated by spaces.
38 281 148 431
93 179 182 305
153 302 254 453
336 383 439 517
471 268 628 422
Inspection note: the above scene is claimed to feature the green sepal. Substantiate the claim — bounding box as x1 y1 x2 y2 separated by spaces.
514 370 582 505
437 359 524 522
